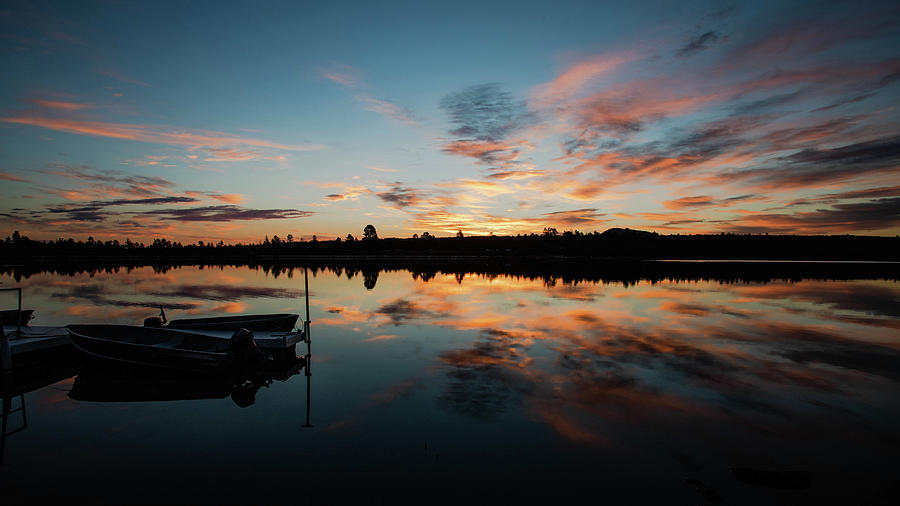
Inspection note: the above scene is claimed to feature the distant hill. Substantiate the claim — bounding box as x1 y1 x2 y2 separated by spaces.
599 227 659 239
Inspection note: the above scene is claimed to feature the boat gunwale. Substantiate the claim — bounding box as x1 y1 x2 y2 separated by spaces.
167 313 298 324
67 325 231 357
69 338 233 372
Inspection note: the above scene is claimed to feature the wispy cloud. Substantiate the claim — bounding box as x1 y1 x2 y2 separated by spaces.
321 64 419 125
43 165 175 199
440 83 533 174
25 98 89 111
2 116 326 152
529 51 637 108
363 334 403 342
141 205 313 222
355 95 417 124
320 64 361 88
678 31 724 57
376 183 424 208
42 196 199 222
0 171 30 183
721 198 900 234
184 191 244 204
663 194 763 210
99 68 150 87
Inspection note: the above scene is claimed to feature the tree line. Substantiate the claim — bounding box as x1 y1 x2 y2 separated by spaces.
2 226 899 262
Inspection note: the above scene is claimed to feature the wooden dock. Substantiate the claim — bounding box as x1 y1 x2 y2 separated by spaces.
3 326 70 357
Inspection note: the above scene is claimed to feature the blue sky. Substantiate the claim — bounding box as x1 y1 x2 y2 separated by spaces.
1 0 899 242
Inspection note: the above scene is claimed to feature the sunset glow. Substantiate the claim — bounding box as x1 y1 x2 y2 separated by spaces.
2 1 898 242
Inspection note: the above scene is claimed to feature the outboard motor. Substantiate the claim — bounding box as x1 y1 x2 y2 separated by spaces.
230 378 262 408
143 317 163 327
230 328 272 366
144 307 167 327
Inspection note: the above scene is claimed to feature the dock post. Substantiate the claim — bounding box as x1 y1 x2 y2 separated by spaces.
1 287 23 373
1 326 9 374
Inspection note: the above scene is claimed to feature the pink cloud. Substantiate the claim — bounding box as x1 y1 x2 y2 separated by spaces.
355 95 417 125
321 65 360 88
530 51 638 108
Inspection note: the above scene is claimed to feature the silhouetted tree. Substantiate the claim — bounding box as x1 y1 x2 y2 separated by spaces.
363 224 378 240
457 230 464 238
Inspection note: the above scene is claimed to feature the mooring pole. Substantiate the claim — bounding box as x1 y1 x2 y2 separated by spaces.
304 266 311 353
303 360 312 428
16 288 22 336
303 266 312 428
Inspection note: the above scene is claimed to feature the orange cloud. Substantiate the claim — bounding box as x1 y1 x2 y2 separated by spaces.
210 193 243 204
1 115 325 151
442 139 521 163
0 171 29 182
363 334 403 342
210 302 246 314
530 51 638 108
27 99 89 111
662 194 765 210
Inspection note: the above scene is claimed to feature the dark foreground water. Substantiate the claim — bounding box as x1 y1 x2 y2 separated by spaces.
1 265 899 505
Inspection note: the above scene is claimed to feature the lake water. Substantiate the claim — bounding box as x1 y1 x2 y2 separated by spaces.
2 265 899 504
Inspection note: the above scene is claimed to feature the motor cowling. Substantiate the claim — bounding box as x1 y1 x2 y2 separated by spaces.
230 328 271 365
143 317 163 327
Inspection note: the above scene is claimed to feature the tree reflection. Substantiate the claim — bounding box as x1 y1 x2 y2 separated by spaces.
362 269 379 290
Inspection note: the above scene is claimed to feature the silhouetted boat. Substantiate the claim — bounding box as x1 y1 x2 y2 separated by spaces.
144 309 299 332
68 354 306 407
0 309 34 326
67 325 267 373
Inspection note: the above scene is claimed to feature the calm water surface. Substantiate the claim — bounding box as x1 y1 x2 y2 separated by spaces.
1 266 899 504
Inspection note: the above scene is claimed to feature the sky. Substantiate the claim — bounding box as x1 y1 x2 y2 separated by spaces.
1 0 899 243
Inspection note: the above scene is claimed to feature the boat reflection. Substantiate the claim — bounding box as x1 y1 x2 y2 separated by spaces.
1 348 80 467
69 353 307 408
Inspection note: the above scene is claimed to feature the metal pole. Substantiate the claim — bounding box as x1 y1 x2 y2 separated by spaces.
303 356 312 428
16 288 21 335
304 267 311 341
303 266 312 428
